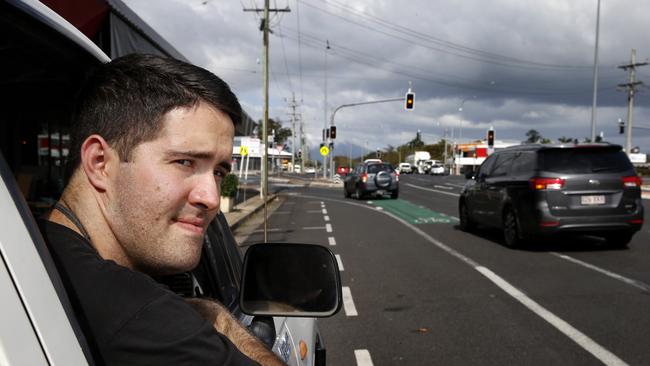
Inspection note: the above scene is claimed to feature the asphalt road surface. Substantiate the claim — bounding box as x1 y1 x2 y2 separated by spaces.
235 173 650 366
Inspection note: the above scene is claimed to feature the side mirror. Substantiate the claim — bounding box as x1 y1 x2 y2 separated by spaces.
240 243 342 317
465 171 475 180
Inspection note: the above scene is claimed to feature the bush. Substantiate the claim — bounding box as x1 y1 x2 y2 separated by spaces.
220 173 239 197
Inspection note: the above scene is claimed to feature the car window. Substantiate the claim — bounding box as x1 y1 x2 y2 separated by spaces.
367 163 393 174
478 155 497 177
510 152 536 175
540 148 633 174
491 152 516 177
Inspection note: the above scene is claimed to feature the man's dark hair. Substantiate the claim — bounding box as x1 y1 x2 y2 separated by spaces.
66 53 241 180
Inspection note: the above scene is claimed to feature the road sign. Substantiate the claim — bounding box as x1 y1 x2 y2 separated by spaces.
320 146 330 156
239 146 249 156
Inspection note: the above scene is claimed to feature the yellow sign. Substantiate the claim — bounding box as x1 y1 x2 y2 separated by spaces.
320 146 330 156
240 146 249 156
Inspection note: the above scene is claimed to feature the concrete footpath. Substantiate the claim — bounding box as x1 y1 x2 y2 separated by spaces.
222 193 278 230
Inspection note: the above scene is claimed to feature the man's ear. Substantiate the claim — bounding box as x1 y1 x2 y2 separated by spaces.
80 135 119 192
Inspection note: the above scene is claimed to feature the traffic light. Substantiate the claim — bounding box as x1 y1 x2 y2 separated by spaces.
487 129 495 148
404 92 415 110
619 120 625 134
297 150 302 159
330 126 337 139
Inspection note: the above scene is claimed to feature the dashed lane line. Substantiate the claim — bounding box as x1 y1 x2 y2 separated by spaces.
354 350 374 366
551 253 650 293
324 215 330 221
328 237 336 246
326 223 332 232
342 286 358 316
335 254 344 271
322 208 328 214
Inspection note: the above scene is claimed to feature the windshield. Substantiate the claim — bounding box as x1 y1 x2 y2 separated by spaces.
367 163 394 174
540 148 633 174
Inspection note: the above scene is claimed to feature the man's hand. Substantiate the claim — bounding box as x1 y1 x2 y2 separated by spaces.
186 298 287 366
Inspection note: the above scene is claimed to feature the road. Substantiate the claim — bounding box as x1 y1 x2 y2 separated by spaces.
234 174 650 366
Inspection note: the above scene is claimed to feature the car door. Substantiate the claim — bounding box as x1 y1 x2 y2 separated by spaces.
483 152 516 226
466 154 497 223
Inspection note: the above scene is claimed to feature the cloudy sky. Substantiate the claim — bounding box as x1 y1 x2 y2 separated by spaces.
122 0 650 156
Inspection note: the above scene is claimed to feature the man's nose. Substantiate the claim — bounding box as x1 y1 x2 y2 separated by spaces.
189 173 220 211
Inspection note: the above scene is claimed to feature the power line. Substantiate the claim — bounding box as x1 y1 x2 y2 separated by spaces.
298 0 605 71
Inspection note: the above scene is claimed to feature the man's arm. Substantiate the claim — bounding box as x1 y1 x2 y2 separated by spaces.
186 298 286 366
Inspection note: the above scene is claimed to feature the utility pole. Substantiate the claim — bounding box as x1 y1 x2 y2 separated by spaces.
244 1 290 242
323 40 330 179
618 49 647 153
299 113 305 173
590 0 601 142
287 93 299 172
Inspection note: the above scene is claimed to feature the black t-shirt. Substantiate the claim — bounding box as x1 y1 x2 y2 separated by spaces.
40 221 258 366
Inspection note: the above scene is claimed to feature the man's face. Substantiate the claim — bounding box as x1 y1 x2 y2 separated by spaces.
105 101 234 275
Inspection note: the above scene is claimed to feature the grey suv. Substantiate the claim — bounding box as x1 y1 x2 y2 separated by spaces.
459 144 644 248
344 162 399 199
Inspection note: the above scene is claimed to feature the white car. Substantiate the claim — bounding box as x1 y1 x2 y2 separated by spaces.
304 166 316 174
1 2 339 365
398 162 413 174
430 164 446 175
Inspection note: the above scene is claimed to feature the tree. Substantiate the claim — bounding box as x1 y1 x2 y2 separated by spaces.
255 118 292 146
558 136 573 143
525 129 542 143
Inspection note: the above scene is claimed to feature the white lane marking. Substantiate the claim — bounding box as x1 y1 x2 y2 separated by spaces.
324 215 330 221
406 183 460 197
303 226 326 230
551 253 650 293
375 206 383 211
354 350 374 366
322 209 328 214
336 254 344 271
476 266 628 366
446 183 466 188
252 228 282 233
342 286 358 316
328 237 336 246
326 223 332 232
434 185 454 190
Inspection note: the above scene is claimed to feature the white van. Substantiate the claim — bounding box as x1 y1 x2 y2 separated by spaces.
0 1 339 365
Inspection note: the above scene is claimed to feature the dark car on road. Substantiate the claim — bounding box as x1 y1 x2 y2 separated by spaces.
458 143 644 248
344 162 399 199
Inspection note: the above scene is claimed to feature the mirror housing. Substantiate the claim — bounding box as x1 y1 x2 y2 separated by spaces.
240 243 342 317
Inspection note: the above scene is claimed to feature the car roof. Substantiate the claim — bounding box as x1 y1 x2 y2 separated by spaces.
497 142 623 153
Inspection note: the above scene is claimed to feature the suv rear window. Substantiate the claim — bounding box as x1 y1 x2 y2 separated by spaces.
367 163 393 174
540 148 633 174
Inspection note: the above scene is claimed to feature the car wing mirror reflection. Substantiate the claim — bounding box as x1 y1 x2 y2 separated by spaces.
240 243 342 318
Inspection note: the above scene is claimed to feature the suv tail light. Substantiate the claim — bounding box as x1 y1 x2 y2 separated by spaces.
361 173 368 183
529 177 565 190
622 176 641 188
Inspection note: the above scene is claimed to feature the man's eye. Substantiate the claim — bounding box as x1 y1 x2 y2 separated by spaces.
214 169 226 178
176 160 192 167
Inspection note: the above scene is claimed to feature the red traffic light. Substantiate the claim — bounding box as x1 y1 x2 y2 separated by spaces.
405 92 415 110
330 126 337 139
487 129 495 147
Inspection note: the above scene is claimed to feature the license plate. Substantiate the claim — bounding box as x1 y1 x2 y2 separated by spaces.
581 195 605 205
376 190 385 195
